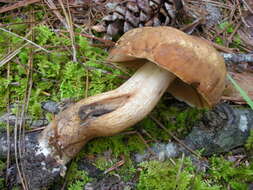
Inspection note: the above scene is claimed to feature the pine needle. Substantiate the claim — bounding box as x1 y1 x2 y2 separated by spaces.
0 27 50 53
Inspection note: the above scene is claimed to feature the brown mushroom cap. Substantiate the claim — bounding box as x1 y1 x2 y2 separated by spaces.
107 26 226 108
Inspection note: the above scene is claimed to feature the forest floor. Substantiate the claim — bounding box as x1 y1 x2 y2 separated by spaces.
0 0 253 190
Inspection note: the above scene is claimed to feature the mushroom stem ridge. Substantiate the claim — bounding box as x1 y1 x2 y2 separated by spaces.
39 61 176 164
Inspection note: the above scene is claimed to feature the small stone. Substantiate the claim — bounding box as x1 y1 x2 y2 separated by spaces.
85 182 94 190
158 151 166 161
41 101 59 114
31 119 48 128
165 143 179 158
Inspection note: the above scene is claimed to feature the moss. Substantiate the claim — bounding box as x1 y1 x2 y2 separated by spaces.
0 160 5 189
208 156 253 188
0 20 124 121
94 156 113 171
167 107 204 136
60 61 86 99
83 133 145 181
218 21 234 33
85 133 145 158
137 156 253 190
34 25 55 46
215 21 243 49
245 130 253 153
65 162 90 190
155 102 205 138
137 158 220 190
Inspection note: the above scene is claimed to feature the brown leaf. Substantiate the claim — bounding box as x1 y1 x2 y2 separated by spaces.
222 71 253 104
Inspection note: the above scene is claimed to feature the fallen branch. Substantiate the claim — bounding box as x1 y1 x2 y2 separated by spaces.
135 104 253 162
222 53 253 63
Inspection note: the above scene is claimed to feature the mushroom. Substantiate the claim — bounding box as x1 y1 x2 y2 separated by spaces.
37 26 226 179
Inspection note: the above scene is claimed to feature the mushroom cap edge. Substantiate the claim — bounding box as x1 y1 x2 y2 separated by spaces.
107 26 226 108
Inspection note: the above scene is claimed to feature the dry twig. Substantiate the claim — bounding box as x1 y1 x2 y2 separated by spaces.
0 0 41 14
104 156 125 174
222 53 253 63
14 106 27 190
44 0 67 27
58 0 77 62
5 61 10 185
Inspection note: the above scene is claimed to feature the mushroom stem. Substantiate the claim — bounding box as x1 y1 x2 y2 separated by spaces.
38 62 175 164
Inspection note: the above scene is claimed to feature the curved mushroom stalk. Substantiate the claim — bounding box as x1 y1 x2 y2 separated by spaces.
38 62 176 165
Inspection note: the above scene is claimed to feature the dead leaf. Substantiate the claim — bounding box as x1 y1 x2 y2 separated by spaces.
222 71 253 104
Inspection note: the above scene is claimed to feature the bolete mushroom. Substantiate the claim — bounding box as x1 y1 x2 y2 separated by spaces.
35 26 226 186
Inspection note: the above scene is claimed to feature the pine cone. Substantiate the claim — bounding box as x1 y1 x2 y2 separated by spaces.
100 0 182 37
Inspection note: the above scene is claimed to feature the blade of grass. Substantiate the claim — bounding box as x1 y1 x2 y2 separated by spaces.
227 73 253 109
